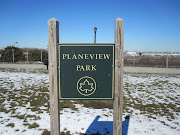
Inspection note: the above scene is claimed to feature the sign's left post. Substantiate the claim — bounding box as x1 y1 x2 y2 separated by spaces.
48 17 60 135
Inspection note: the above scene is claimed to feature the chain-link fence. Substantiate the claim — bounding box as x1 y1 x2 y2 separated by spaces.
124 55 180 68
0 47 48 64
1 47 180 68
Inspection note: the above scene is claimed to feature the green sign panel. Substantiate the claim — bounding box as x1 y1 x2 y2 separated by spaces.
58 44 114 99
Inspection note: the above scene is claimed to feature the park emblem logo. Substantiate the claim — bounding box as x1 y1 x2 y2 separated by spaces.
77 76 96 96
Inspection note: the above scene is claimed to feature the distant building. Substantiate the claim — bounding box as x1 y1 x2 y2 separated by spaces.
141 52 152 56
126 51 137 56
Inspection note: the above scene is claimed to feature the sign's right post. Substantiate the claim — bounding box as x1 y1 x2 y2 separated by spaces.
113 17 124 135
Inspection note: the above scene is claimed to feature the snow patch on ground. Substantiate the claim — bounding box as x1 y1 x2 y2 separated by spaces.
0 69 179 135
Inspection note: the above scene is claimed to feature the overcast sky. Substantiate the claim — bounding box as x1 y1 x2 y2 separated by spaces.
0 0 179 52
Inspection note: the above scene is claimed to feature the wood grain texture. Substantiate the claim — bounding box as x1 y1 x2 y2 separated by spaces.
48 17 60 135
113 17 124 135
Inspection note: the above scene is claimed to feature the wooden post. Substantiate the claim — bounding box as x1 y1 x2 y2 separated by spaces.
113 17 124 135
48 17 60 135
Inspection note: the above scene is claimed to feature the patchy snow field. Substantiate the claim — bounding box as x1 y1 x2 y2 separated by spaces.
0 68 179 135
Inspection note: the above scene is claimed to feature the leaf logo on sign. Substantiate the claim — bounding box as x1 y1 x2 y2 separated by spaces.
77 76 96 96
79 79 94 93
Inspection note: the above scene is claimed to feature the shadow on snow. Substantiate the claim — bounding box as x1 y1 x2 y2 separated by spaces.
85 115 130 135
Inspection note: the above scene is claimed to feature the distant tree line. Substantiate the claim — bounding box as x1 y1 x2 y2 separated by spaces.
0 46 48 63
0 46 25 62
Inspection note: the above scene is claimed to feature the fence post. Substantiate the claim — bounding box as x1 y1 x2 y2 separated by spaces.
133 55 135 66
114 17 124 135
27 48 28 64
166 53 168 68
48 17 60 135
12 48 14 63
41 48 42 63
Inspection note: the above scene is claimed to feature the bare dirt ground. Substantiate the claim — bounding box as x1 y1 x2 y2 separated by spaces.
0 63 180 74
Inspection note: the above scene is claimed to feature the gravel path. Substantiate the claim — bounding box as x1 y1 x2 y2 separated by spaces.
0 63 46 69
124 67 180 74
0 63 180 74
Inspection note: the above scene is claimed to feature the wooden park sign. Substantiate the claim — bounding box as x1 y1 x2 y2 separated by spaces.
48 17 124 135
